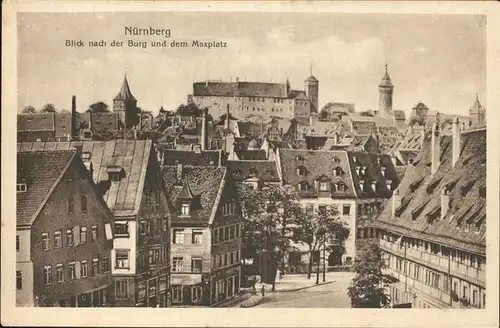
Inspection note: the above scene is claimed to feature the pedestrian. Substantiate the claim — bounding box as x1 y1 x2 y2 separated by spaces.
261 284 265 297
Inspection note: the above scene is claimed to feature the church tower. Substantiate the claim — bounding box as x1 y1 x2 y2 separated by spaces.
305 65 319 113
378 64 394 117
469 94 486 127
113 74 138 129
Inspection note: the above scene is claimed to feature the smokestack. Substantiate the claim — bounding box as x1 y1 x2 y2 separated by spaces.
441 188 450 220
225 104 230 130
452 117 461 168
431 120 441 174
201 107 208 150
71 95 77 140
392 189 401 217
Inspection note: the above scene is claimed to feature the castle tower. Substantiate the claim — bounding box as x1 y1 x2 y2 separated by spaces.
113 74 138 129
305 65 319 113
469 93 486 127
378 64 394 117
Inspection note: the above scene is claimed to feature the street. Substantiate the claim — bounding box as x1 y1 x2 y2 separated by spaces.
255 272 353 308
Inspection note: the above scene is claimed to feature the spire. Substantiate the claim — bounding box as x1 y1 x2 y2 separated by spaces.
114 74 136 101
471 93 483 112
379 63 393 88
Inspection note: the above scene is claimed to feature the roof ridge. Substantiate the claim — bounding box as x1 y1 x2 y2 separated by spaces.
208 167 227 226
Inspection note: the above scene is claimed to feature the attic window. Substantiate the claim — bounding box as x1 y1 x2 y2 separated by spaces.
296 155 304 161
180 203 191 216
411 199 431 220
336 182 346 192
333 167 344 176
426 177 443 194
355 166 361 176
352 157 357 164
249 167 259 176
298 181 311 191
333 156 341 164
297 166 307 176
371 181 377 192
16 183 27 193
460 178 477 197
106 165 125 181
359 180 365 191
81 152 91 160
395 196 413 217
456 204 475 227
444 177 460 191
380 166 387 177
409 177 425 192
360 166 366 176
386 180 393 191
466 205 484 227
426 205 441 224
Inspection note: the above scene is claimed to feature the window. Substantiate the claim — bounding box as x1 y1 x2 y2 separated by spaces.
66 229 74 247
297 166 307 176
463 285 468 299
80 226 87 244
230 226 235 239
181 203 190 216
342 205 351 216
191 257 202 273
173 257 184 272
103 257 109 273
215 255 221 268
319 182 328 191
41 233 50 251
148 249 160 265
235 224 240 238
91 225 98 242
16 236 20 251
214 229 219 244
115 222 129 237
173 229 184 244
224 253 228 266
43 266 52 285
172 286 183 303
192 230 203 244
115 250 129 269
81 261 88 278
224 227 230 241
16 271 22 290
16 183 27 192
68 262 76 280
53 230 62 248
115 280 129 300
299 182 310 191
192 286 203 303
139 219 146 235
68 196 74 213
92 258 100 275
318 205 327 213
56 264 64 282
81 195 87 213
472 290 477 306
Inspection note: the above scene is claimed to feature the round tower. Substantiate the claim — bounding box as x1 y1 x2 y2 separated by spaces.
378 64 394 117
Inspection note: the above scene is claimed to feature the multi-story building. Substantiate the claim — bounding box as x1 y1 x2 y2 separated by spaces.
16 149 114 307
187 74 317 120
17 140 171 307
162 163 243 306
373 119 486 308
276 148 401 269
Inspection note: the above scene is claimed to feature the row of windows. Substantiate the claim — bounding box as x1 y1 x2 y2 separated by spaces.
138 217 169 236
34 257 109 287
138 246 169 268
304 204 351 216
38 225 99 251
212 250 240 269
173 229 203 244
222 202 236 216
68 194 88 214
358 202 383 216
298 181 347 193
297 166 344 177
212 224 240 245
172 256 203 273
144 189 162 206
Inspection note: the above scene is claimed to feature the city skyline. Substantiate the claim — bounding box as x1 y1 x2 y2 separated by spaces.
18 12 485 117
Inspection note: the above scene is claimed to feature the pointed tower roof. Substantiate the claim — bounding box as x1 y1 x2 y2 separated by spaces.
177 180 195 200
379 64 393 88
470 94 484 112
114 75 136 101
305 64 318 83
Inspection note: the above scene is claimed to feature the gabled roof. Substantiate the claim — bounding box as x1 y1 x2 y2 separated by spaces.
18 113 56 132
114 75 136 101
193 81 288 98
159 149 221 166
470 94 484 112
162 165 226 226
373 128 486 254
17 140 154 217
305 75 318 82
226 160 281 183
17 150 77 226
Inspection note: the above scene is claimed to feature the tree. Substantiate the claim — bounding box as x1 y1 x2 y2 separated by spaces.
88 101 109 113
347 239 398 308
40 103 56 113
293 206 350 280
22 105 36 113
237 183 301 291
177 103 202 117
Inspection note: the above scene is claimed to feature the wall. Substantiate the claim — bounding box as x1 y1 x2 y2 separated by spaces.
16 229 34 306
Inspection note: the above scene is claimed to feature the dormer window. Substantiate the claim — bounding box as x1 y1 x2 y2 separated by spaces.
380 166 387 177
319 182 329 192
371 181 377 192
359 180 365 191
81 152 91 161
336 182 346 192
333 156 341 164
296 155 304 161
360 166 366 176
106 165 125 181
16 183 27 193
181 203 191 216
386 180 393 191
353 157 357 164
298 182 311 191
333 167 343 176
297 166 307 176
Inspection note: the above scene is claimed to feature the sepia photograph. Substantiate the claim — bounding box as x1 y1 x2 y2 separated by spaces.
2 1 500 327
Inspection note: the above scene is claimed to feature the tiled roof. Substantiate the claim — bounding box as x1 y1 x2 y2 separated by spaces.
373 128 486 254
17 150 77 226
399 130 426 150
379 70 393 88
237 121 267 139
352 121 378 135
226 160 281 183
278 149 399 199
288 89 307 99
162 165 226 226
18 113 56 132
114 75 136 100
392 110 406 120
321 102 355 114
235 149 268 160
160 149 221 166
193 81 288 98
17 140 153 217
298 121 347 137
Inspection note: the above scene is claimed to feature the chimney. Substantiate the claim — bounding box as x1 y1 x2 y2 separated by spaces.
391 155 397 167
452 117 461 167
71 95 77 140
309 115 313 126
225 104 230 130
441 188 450 220
225 132 235 154
176 163 183 181
87 110 92 130
333 133 338 145
201 107 208 150
431 121 441 174
392 189 401 217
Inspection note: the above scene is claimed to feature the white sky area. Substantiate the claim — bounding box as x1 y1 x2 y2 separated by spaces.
18 12 486 117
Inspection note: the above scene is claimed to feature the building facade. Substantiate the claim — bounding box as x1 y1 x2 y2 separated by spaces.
16 150 114 307
162 164 243 306
373 119 486 308
17 140 172 307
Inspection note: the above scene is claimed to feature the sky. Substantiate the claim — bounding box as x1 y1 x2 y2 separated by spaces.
18 12 486 117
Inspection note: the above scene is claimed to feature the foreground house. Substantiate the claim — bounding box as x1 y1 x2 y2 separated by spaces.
162 163 242 306
16 150 114 307
373 119 486 308
17 140 171 307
